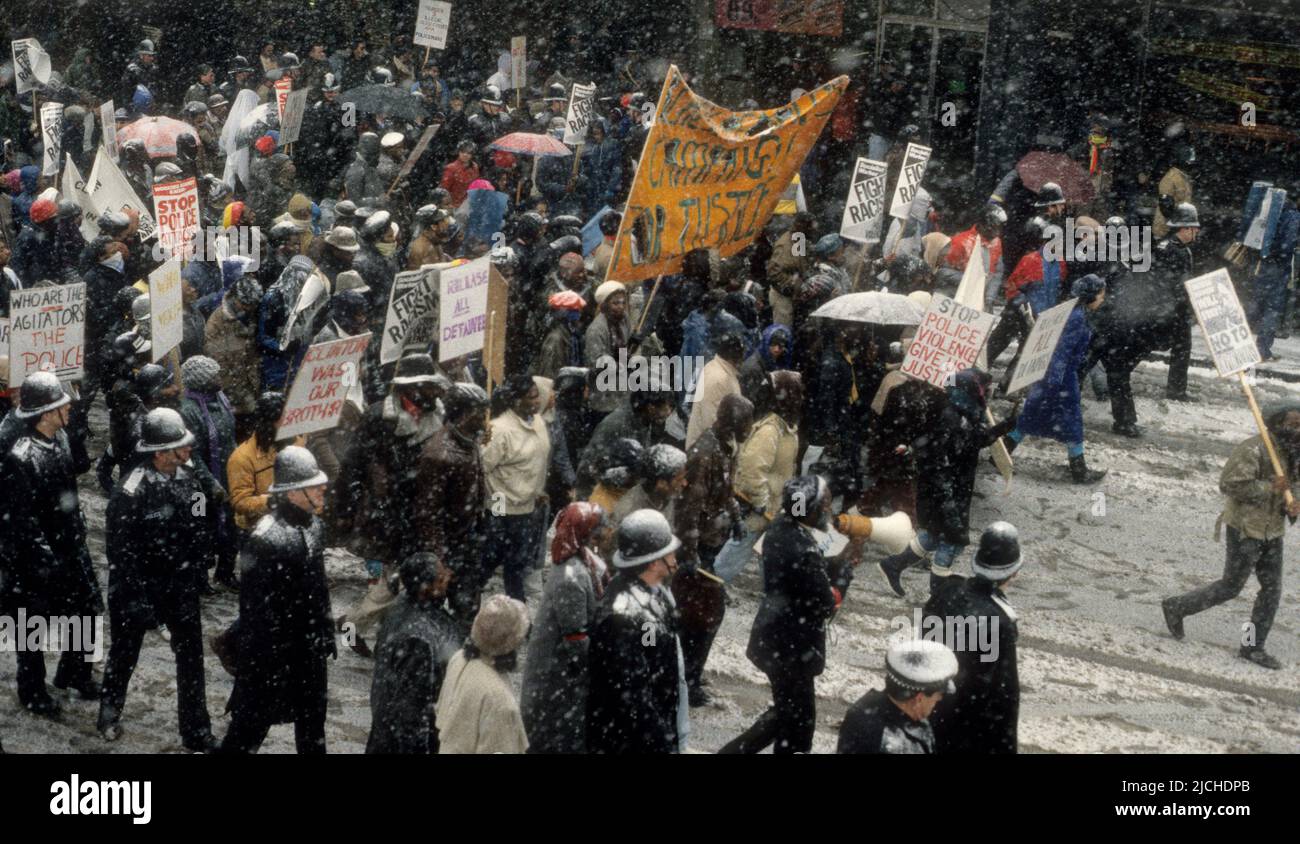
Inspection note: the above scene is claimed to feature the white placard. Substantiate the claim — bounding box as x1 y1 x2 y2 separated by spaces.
382 266 439 365
562 82 597 146
8 283 86 383
839 157 888 244
279 88 309 146
1185 268 1261 377
40 102 63 177
510 36 526 91
888 142 931 219
87 148 157 240
11 39 50 96
437 255 492 361
277 333 373 439
61 155 99 241
148 259 184 362
900 293 997 389
1006 298 1076 393
414 0 453 50
99 100 119 162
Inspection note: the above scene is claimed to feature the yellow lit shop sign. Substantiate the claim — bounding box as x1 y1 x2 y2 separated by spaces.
1176 68 1276 111
1152 38 1300 69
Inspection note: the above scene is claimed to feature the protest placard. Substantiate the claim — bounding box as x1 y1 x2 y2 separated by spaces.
1006 299 1076 393
40 102 63 177
511 36 526 90
148 260 184 362
888 142 932 219
1185 268 1261 377
87 148 157 240
0 318 9 356
11 39 50 96
99 100 119 162
608 66 846 282
414 0 453 49
277 334 373 439
8 283 86 383
152 177 199 260
562 82 597 146
62 155 100 241
382 266 440 365
839 157 887 243
437 255 493 361
900 293 996 388
279 88 309 145
274 77 292 125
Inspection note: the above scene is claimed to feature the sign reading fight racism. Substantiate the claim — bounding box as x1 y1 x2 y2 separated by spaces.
87 148 157 240
562 82 598 146
1185 268 1261 377
888 142 932 219
278 333 373 439
510 36 526 91
152 177 199 260
608 66 846 282
11 38 51 96
8 283 86 383
40 102 63 177
839 157 887 243
148 259 185 362
1006 299 1076 393
900 293 997 388
382 266 439 365
279 88 309 146
414 0 453 50
99 100 119 162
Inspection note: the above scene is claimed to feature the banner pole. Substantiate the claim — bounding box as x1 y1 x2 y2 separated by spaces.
634 274 664 336
1239 370 1295 508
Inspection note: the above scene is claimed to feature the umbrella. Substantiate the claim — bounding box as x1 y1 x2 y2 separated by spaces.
810 291 925 326
238 102 277 133
1016 151 1094 205
116 116 199 159
340 84 428 122
489 132 571 157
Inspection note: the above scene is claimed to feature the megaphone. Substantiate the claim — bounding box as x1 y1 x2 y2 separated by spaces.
836 511 915 556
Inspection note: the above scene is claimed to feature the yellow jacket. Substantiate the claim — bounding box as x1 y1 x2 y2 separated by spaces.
227 435 304 531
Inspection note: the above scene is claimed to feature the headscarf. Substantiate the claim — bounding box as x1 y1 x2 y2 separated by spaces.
549 501 609 597
756 323 792 369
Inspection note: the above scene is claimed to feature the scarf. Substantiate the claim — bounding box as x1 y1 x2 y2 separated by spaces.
550 501 609 598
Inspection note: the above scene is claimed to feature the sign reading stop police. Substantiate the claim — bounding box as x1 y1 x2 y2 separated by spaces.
901 293 996 388
152 177 199 260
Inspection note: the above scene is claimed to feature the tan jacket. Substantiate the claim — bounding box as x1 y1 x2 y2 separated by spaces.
435 651 528 754
1153 167 1192 239
205 300 261 415
734 412 798 530
766 230 811 328
1220 435 1299 541
482 409 551 515
685 356 740 449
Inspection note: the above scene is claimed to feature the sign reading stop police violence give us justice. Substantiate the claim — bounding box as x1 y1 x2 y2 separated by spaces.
901 294 997 388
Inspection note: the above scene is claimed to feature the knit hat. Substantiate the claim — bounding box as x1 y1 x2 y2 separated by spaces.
254 134 277 156
548 289 585 311
470 594 530 657
181 355 222 391
1070 273 1106 304
30 197 57 224
594 280 625 306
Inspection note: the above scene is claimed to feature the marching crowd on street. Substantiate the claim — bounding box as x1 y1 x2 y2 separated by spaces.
1 14 1297 755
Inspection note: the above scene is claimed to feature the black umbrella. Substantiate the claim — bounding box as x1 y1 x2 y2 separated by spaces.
339 84 429 122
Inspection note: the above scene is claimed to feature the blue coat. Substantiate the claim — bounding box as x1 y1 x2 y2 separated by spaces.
1016 305 1091 444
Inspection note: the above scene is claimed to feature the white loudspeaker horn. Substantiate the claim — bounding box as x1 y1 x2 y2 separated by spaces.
867 511 915 555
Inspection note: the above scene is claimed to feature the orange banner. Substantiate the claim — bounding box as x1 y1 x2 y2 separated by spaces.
607 66 847 282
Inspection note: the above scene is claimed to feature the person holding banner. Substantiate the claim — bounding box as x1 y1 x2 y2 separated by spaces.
1001 275 1108 485
1161 404 1300 671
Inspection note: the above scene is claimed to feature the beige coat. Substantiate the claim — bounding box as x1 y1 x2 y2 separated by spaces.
205 299 261 415
685 356 740 449
435 651 528 754
734 412 798 530
766 230 811 328
1153 167 1192 239
482 408 551 515
1219 435 1300 541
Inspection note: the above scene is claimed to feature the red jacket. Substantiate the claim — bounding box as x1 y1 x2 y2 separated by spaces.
943 225 1003 278
1004 250 1068 302
440 160 481 207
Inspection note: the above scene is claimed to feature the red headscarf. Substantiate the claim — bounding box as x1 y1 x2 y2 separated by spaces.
550 502 608 596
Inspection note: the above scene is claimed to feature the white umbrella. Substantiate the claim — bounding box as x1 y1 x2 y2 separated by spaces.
811 291 925 326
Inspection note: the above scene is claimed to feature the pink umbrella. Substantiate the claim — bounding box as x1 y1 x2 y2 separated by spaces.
488 132 571 157
1016 151 1094 206
116 116 199 159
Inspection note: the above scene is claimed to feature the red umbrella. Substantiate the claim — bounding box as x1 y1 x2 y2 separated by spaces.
488 132 571 157
1016 151 1094 206
117 116 199 159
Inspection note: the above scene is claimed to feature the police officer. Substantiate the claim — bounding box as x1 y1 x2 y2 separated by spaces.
221 447 337 754
533 83 568 134
837 639 958 754
1154 201 1199 402
120 39 159 105
469 86 512 148
98 408 223 750
922 521 1023 754
0 373 102 718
